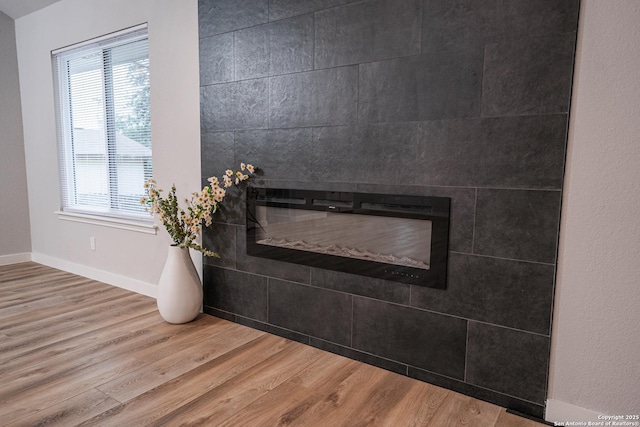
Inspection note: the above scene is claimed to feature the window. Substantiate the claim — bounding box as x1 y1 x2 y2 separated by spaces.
53 25 152 223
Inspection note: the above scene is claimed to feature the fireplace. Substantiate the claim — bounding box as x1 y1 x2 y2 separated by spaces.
246 188 450 288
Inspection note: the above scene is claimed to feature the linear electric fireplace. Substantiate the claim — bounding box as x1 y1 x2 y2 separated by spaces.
246 188 450 288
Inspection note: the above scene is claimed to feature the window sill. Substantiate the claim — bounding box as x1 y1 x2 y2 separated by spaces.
56 211 157 234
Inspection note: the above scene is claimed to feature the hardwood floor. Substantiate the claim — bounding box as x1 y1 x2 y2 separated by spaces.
0 262 545 427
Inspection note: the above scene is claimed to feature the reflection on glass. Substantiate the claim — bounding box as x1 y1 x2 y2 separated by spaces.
255 206 432 269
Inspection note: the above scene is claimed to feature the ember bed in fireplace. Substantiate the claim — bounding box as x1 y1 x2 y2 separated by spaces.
246 188 450 289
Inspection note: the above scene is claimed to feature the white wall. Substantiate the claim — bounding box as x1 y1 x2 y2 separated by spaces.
0 11 32 264
14 0 201 294
548 0 640 421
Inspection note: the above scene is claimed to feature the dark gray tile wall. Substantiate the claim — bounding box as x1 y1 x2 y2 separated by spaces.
314 0 422 68
482 34 577 117
198 0 579 419
352 297 468 379
269 67 358 127
358 47 484 122
269 279 353 346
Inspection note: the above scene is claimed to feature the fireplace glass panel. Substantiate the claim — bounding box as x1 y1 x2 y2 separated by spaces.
255 206 432 270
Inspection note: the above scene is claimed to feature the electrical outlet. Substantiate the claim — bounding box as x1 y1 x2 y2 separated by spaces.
90 237 96 251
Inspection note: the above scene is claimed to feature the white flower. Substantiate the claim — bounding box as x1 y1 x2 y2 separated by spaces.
139 164 256 256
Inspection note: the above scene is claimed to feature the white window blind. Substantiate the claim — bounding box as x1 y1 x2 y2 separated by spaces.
53 25 152 221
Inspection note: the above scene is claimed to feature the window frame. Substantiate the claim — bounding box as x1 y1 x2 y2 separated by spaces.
52 24 155 232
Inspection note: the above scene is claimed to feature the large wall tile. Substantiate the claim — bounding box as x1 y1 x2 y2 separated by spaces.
482 33 577 117
314 0 421 68
234 25 270 80
200 79 269 131
474 189 562 263
416 115 568 189
201 132 234 179
202 223 238 269
311 123 419 184
199 0 268 37
421 0 487 54
268 0 357 21
358 48 483 123
206 184 247 226
269 279 353 346
479 0 579 43
269 67 357 128
234 128 314 181
269 14 314 75
412 253 555 335
203 265 268 321
199 33 234 85
358 57 420 123
352 297 467 379
235 15 314 81
466 322 550 404
311 268 410 305
422 0 580 54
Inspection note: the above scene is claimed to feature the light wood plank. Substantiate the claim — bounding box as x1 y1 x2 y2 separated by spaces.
378 381 450 426
79 335 292 426
6 388 120 427
495 409 550 427
147 341 324 426
0 353 145 421
96 322 263 402
0 297 157 368
0 309 158 376
217 380 318 427
428 392 503 426
287 362 400 426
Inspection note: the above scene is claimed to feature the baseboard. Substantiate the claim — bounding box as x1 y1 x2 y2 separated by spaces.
546 399 604 424
0 252 32 266
31 252 157 298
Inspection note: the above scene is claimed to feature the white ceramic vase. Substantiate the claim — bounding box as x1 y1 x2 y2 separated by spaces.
157 245 203 324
